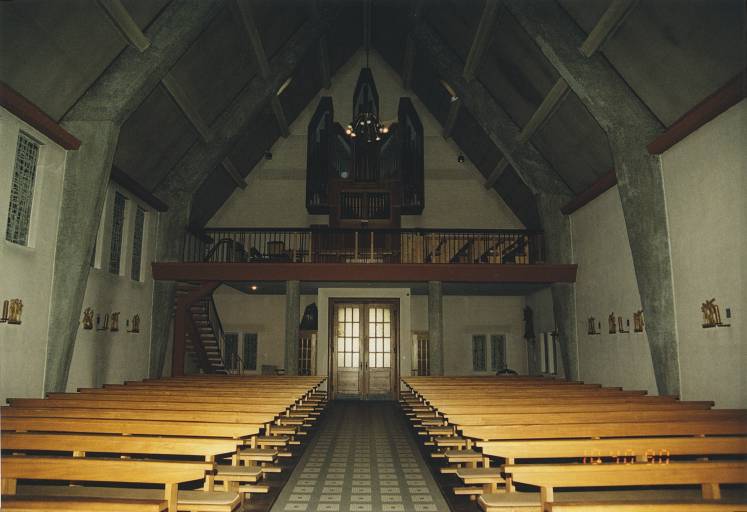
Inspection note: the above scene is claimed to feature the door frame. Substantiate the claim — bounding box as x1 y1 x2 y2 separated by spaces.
327 298 400 400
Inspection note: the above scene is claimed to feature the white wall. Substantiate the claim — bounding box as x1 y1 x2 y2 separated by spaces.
209 49 522 231
661 98 746 407
0 108 162 400
0 107 66 402
66 182 158 390
570 186 658 394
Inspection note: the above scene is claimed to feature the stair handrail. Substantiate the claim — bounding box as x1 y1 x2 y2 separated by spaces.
205 294 230 373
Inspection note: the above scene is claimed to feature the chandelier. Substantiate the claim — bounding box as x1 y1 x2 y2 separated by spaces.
345 112 389 143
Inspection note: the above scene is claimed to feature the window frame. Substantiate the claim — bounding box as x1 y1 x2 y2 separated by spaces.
5 131 41 247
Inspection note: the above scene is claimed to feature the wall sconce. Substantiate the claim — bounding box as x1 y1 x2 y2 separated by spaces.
608 312 616 334
96 313 109 331
587 317 600 335
4 299 23 325
82 307 94 330
110 312 120 332
127 314 141 333
618 316 630 333
702 298 730 328
633 310 644 333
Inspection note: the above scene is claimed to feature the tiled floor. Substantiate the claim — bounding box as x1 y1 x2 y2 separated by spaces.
271 401 450 512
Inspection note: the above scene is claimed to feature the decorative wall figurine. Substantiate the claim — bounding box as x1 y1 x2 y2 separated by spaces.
7 299 23 325
82 308 94 330
110 312 120 332
587 317 600 335
1 300 8 322
618 316 630 333
96 313 109 331
702 298 730 328
633 310 645 333
127 314 141 334
608 312 616 334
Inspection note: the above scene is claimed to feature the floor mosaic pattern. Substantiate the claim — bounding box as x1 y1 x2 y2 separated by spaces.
271 401 450 512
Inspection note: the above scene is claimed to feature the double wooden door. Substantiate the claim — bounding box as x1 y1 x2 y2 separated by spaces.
332 302 397 400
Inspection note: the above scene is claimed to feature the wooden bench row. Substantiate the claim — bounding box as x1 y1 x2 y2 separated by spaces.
400 376 747 512
2 375 327 512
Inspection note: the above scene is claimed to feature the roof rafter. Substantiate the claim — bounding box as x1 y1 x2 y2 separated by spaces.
232 0 290 137
411 22 569 196
579 0 640 58
97 0 151 52
463 0 499 82
155 15 330 205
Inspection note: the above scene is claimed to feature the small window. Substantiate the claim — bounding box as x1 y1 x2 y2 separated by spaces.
490 334 506 371
472 335 486 372
130 206 146 281
5 132 40 246
224 332 239 371
108 192 127 274
243 333 258 371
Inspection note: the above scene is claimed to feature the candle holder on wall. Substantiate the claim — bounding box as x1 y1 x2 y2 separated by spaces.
633 310 645 333
96 313 109 331
6 299 23 325
587 317 600 335
608 313 616 334
127 314 141 333
110 312 120 332
702 298 730 328
618 316 630 333
82 307 94 330
1 299 8 323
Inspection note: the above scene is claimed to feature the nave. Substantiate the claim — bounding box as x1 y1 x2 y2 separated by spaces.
272 401 449 512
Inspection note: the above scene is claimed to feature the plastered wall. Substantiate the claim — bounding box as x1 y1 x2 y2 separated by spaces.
0 108 66 402
661 99 746 407
571 186 658 394
66 182 158 390
0 108 160 400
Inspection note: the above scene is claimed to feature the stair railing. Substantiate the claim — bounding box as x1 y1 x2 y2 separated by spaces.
206 295 229 373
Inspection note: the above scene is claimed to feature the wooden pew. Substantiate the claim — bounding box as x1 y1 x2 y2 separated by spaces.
1 456 221 512
494 461 747 511
547 502 747 511
1 496 167 511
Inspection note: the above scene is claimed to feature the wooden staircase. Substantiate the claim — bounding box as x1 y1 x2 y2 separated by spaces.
175 282 227 374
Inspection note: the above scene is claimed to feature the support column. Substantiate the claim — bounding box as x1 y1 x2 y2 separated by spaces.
43 120 120 393
428 281 444 376
148 201 190 378
285 280 301 375
505 0 679 395
537 193 579 380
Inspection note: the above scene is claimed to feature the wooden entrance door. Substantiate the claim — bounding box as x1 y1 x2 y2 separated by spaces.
332 302 397 399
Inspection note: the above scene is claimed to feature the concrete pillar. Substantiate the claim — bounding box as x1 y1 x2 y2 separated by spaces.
428 281 445 375
43 121 120 393
505 0 679 395
42 0 223 393
284 280 301 375
537 193 579 380
148 202 190 378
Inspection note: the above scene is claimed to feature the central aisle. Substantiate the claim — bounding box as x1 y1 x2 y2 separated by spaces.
271 401 450 512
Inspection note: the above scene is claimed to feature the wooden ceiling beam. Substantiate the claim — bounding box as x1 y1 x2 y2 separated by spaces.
97 0 151 52
402 36 416 90
161 73 212 143
463 0 499 82
485 79 570 188
221 158 247 190
579 0 640 58
233 0 290 137
442 97 462 139
310 1 331 89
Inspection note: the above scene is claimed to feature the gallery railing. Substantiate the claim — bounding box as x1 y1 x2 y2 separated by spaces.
183 228 545 265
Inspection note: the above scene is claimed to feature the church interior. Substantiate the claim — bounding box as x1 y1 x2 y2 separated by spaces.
0 0 745 510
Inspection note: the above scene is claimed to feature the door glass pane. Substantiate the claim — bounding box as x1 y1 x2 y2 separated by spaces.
353 308 359 322
345 353 352 367
369 353 376 368
352 338 359 352
369 339 376 352
383 308 390 322
384 324 390 337
353 323 359 337
384 353 390 368
384 339 390 352
353 353 359 368
377 353 383 367
338 353 344 368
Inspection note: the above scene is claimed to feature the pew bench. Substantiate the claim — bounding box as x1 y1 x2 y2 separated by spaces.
1 496 168 511
1 456 234 512
546 502 747 511
476 461 747 512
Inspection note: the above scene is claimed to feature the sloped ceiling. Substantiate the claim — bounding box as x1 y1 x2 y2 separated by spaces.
1 0 744 231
